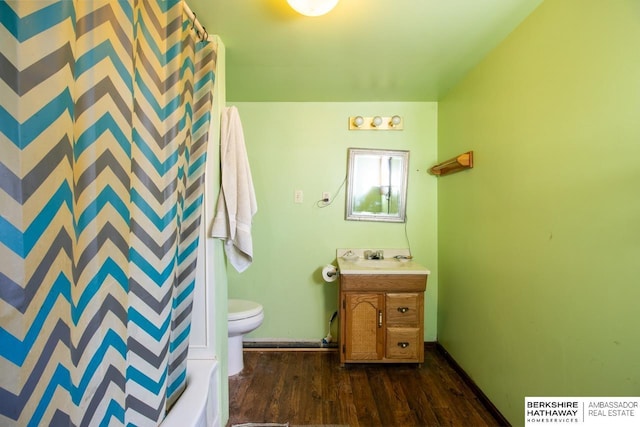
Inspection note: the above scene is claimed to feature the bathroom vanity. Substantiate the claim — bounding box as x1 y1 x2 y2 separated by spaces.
336 249 430 365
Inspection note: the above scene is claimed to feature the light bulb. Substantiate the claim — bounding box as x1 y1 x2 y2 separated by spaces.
390 115 402 126
372 116 383 127
287 0 339 17
353 116 364 127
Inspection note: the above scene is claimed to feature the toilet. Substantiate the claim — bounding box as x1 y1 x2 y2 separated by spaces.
227 299 264 376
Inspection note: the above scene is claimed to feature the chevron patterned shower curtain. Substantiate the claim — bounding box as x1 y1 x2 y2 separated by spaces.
0 1 216 425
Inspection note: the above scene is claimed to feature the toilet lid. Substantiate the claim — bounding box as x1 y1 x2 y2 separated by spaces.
228 299 263 321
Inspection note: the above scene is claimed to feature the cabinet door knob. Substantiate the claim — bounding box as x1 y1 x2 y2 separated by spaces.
397 342 410 348
397 307 409 313
378 310 383 328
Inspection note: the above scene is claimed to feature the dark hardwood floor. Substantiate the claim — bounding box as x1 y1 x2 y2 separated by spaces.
228 347 506 427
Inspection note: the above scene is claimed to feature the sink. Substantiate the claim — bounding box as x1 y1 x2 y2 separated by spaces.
336 249 430 275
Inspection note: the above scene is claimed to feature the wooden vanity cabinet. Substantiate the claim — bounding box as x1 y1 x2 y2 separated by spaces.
339 274 427 365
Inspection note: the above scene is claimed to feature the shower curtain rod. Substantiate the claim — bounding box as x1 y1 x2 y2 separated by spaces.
183 1 208 41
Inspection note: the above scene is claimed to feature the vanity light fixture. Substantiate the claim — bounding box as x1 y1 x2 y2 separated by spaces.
287 0 339 16
348 115 404 130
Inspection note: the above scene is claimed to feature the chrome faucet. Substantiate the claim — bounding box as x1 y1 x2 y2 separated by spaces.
364 250 384 260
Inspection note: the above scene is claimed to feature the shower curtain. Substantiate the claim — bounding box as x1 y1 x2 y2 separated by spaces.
0 1 216 425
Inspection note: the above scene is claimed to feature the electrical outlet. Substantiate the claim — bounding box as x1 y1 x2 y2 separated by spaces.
322 192 331 203
294 190 304 204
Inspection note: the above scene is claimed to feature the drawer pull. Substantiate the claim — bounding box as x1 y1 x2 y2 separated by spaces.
397 307 410 314
397 342 410 349
378 310 383 328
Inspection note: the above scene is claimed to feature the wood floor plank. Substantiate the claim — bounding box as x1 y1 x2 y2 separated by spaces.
367 367 418 426
278 352 304 424
348 368 383 426
263 352 290 423
298 352 323 425
322 353 360 426
228 351 259 415
397 368 441 426
248 352 288 423
227 347 506 427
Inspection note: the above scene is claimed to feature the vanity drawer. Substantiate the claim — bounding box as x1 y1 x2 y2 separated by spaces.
386 293 421 325
386 327 421 359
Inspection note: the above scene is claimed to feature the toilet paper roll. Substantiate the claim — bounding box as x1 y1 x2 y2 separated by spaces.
322 264 338 282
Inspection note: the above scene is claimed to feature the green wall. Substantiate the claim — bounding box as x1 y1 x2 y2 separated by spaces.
227 102 439 341
437 0 640 425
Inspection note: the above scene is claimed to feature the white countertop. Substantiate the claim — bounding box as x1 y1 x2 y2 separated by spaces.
336 248 431 275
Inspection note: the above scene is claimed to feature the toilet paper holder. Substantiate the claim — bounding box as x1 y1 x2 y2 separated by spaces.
322 264 339 282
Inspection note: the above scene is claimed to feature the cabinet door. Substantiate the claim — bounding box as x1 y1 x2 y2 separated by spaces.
344 293 384 361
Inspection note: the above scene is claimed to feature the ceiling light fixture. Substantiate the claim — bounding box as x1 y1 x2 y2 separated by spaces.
287 0 339 17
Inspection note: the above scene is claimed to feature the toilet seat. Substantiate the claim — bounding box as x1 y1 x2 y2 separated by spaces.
228 299 263 321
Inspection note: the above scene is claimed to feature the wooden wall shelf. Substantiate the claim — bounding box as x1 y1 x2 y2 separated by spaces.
429 151 473 176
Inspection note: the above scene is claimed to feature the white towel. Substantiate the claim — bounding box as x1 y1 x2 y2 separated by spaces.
210 106 257 272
